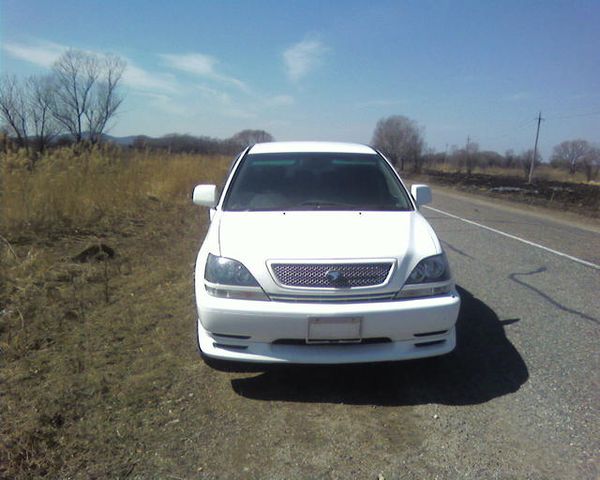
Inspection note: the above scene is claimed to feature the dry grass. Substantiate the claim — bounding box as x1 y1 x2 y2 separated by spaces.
0 146 229 478
1 145 229 233
427 163 591 183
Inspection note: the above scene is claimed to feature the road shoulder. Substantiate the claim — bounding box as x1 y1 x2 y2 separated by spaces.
409 179 600 234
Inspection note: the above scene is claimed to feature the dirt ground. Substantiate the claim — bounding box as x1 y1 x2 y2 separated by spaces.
0 200 207 478
0 199 523 479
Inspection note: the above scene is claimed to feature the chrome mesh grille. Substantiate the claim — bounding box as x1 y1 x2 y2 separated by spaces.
271 262 392 288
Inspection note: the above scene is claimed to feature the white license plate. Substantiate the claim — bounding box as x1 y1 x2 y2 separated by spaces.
307 317 362 344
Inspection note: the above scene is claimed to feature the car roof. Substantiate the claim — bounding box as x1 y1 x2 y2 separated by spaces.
248 141 376 155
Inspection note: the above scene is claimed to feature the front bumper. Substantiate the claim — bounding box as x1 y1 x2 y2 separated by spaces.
196 290 460 364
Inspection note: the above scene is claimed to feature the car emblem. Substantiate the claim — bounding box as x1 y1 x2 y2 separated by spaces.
325 269 347 286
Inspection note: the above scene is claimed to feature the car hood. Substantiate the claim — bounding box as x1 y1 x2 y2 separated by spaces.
217 211 438 263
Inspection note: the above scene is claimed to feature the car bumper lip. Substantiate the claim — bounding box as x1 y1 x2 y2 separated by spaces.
197 290 460 364
198 321 456 364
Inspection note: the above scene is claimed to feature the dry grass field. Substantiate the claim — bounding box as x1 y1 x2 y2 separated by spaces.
1 146 598 478
0 147 229 478
426 162 596 184
0 145 228 232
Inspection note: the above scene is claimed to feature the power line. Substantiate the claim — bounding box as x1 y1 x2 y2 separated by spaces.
468 107 598 146
480 116 536 142
449 107 596 155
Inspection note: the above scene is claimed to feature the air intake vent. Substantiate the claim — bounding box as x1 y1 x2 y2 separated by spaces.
272 337 392 346
414 340 446 348
269 292 396 303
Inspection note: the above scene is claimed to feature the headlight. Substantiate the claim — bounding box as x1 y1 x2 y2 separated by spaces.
405 253 450 284
204 254 268 300
396 253 453 299
205 254 259 286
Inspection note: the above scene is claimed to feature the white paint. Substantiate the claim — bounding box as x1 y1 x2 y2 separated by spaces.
424 205 600 271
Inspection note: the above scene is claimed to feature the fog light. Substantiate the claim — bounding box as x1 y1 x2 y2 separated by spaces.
205 285 269 301
396 283 452 299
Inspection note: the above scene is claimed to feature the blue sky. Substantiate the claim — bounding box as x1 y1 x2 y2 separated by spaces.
1 0 599 158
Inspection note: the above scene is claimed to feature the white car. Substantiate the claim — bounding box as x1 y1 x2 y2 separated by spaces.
193 141 460 366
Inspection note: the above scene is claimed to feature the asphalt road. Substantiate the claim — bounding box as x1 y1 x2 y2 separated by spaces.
416 188 600 479
164 187 600 480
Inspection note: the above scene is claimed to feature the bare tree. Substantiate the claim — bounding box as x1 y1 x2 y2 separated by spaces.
51 49 126 143
580 146 600 182
371 115 424 171
0 75 29 150
0 74 61 160
51 50 97 142
230 129 274 149
26 75 60 154
465 141 479 175
84 54 126 143
503 149 517 169
519 149 541 177
448 142 479 174
550 139 590 174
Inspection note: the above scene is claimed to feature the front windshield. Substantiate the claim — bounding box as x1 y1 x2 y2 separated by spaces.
223 152 413 211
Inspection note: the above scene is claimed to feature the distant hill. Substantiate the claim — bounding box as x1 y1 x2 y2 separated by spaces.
25 129 275 154
102 134 138 146
51 133 140 146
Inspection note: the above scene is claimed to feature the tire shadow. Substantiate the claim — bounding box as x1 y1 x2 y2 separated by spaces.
230 286 528 406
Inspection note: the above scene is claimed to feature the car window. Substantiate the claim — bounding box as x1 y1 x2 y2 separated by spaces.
223 152 413 211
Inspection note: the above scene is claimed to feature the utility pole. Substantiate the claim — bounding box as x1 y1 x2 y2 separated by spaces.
528 111 543 184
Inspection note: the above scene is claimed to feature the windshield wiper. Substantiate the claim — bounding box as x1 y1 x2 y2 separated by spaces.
293 200 356 210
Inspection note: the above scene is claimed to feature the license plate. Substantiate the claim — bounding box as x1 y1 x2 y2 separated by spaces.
307 317 362 344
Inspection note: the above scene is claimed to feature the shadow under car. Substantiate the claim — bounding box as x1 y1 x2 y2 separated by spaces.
228 286 529 406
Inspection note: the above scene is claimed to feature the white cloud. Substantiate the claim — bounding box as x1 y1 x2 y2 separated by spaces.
194 86 292 119
195 84 255 119
3 40 176 94
196 84 233 104
160 52 248 91
3 39 291 124
122 62 178 93
283 37 328 82
2 40 66 67
132 91 189 116
162 52 216 76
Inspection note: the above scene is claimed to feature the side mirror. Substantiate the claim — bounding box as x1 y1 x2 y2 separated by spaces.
411 184 432 207
192 184 217 207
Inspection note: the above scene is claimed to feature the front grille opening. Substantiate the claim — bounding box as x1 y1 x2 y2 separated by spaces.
213 343 248 351
414 330 448 338
414 340 446 348
212 332 251 340
271 262 392 288
272 337 392 346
